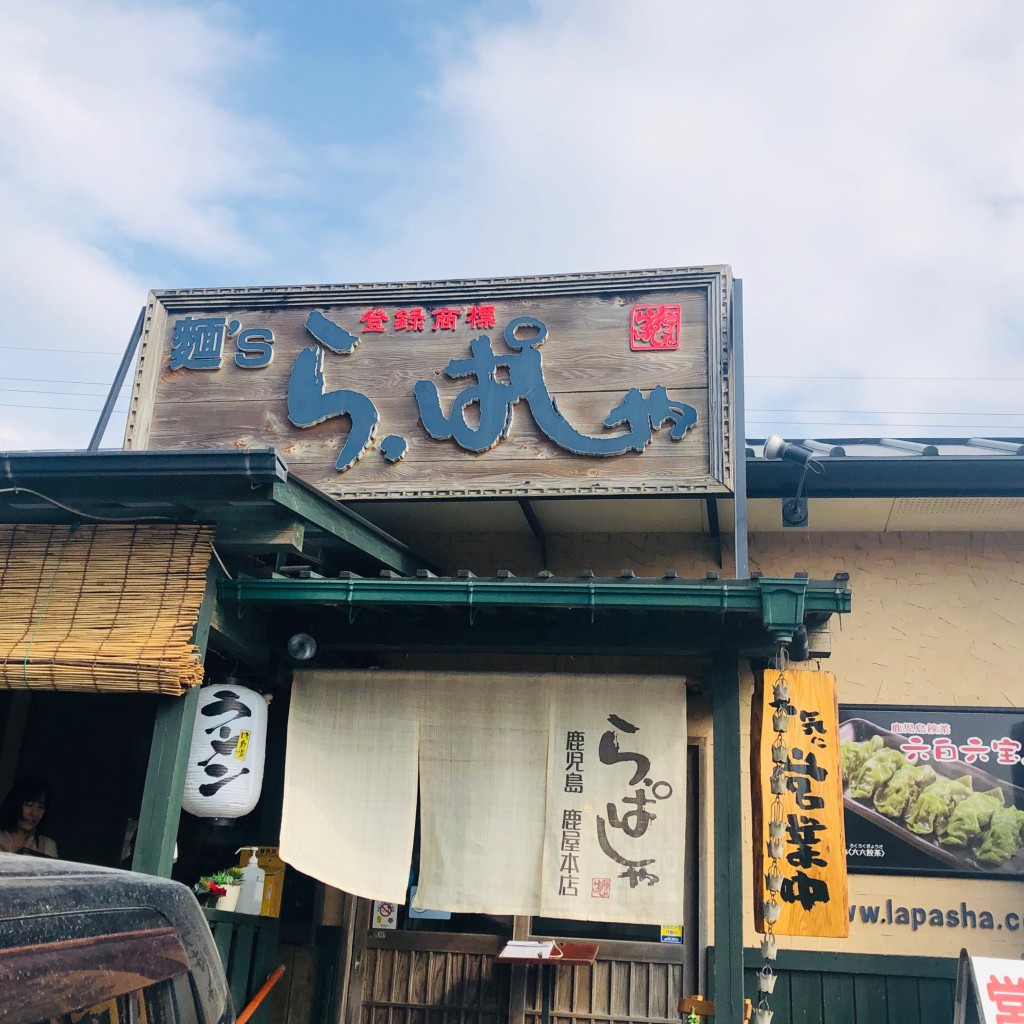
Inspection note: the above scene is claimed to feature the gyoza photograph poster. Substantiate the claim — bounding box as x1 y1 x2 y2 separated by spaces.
840 705 1024 878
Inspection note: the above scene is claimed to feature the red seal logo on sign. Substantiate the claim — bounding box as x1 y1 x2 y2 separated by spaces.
629 304 681 351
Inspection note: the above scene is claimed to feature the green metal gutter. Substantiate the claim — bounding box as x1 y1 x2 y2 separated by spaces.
219 574 849 642
0 447 289 484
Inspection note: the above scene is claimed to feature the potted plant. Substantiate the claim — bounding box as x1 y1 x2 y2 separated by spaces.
194 867 244 911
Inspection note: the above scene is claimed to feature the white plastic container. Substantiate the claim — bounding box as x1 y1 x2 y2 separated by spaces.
235 847 266 916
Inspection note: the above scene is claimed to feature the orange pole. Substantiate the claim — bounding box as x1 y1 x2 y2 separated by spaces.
237 964 286 1024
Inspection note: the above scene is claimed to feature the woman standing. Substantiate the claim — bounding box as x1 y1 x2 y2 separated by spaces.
0 776 57 857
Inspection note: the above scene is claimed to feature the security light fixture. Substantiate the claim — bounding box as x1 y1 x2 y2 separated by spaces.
762 434 822 529
286 632 318 663
763 434 815 466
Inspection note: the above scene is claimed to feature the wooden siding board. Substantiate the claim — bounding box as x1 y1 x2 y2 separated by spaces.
665 965 681 1024
268 944 295 1024
427 952 447 1006
789 971 823 1024
917 978 954 1023
884 976 921 1024
609 960 629 1019
821 973 856 1024
228 925 256 1009
852 975 887 1022
393 950 411 1006
373 948 391 1002
285 946 317 1024
771 970 793 1021
573 965 592 1017
411 951 429 1005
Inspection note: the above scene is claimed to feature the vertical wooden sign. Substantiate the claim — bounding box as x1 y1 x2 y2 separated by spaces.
752 668 849 938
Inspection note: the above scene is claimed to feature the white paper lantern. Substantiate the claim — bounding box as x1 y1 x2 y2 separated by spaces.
182 683 267 820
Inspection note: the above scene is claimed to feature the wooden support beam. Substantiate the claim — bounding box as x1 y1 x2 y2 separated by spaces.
711 653 744 1024
270 481 429 576
132 560 217 877
215 517 306 556
209 598 272 669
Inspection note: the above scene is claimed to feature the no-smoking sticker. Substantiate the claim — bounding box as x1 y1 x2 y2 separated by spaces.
373 900 397 929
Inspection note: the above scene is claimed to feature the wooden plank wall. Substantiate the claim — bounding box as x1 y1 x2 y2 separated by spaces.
524 959 683 1024
353 948 682 1024
268 944 317 1024
204 910 281 1024
709 948 957 1024
359 947 510 1024
266 931 345 1024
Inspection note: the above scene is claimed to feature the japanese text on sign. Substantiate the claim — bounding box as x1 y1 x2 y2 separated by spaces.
898 735 1022 765
754 670 849 938
594 713 675 891
168 310 698 474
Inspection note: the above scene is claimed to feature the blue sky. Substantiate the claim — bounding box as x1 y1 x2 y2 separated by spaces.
2 0 1023 450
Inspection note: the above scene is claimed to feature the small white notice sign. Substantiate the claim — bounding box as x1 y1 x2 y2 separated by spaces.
499 941 556 960
372 900 397 930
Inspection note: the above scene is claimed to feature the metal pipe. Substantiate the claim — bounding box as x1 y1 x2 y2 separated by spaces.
732 279 749 579
88 307 145 451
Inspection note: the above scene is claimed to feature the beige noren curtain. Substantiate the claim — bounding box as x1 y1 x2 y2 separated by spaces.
282 670 686 924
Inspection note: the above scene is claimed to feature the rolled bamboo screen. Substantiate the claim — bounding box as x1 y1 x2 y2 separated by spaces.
0 523 215 695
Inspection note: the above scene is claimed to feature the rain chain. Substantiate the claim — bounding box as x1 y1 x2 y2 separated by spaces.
756 645 790 1024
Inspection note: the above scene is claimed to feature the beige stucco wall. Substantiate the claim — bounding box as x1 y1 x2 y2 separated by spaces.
745 531 1024 958
402 528 1024 958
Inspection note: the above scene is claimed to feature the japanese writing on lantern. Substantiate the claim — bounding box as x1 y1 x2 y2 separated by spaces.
899 735 1022 765
565 730 585 793
780 703 832 913
559 809 581 896
193 688 254 798
595 713 673 890
987 972 1024 1024
168 309 698 474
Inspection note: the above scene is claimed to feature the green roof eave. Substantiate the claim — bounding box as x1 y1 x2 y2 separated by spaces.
218 573 850 644
0 448 428 576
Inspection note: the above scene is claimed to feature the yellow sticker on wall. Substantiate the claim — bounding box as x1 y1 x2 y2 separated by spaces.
235 730 250 760
660 924 682 944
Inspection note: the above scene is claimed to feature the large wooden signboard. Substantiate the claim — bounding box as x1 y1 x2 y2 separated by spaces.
752 669 849 938
125 267 734 501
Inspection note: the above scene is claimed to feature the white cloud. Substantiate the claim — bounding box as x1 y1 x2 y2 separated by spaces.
4 0 1023 449
357 0 1024 437
0 0 295 450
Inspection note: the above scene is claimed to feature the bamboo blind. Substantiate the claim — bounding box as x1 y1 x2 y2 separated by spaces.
0 523 215 695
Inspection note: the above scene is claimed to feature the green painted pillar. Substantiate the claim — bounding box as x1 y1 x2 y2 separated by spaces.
133 561 217 877
712 652 744 1023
